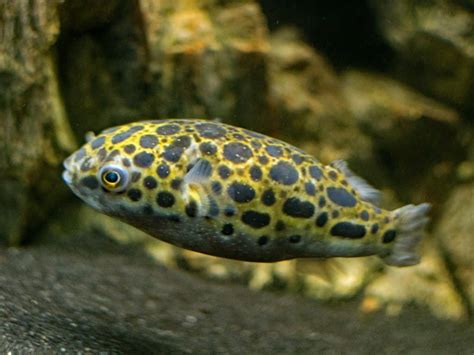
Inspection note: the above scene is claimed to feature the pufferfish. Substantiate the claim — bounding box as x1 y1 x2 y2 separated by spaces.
62 119 431 266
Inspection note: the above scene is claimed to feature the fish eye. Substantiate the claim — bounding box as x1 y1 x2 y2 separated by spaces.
98 165 129 192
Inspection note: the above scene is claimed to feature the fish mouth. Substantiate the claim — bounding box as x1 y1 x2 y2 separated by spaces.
62 156 75 185
62 169 73 185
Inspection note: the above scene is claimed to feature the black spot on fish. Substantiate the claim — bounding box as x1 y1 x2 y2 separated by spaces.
291 154 303 165
283 198 315 218
127 188 142 202
289 235 301 243
97 147 107 161
131 171 141 183
233 133 245 140
74 148 86 162
261 189 276 206
360 210 369 221
143 176 158 189
163 146 184 163
207 198 220 217
139 134 159 149
330 222 366 239
218 165 232 179
249 165 262 181
171 178 182 190
332 210 340 218
304 182 316 196
315 212 328 227
371 223 379 234
309 165 323 180
328 170 338 181
212 181 222 195
327 187 357 207
185 200 198 217
80 176 99 190
80 157 92 171
196 122 226 139
91 136 105 149
156 191 175 208
122 158 131 167
171 135 192 148
275 220 286 231
224 206 236 217
265 145 283 157
251 140 262 149
112 126 144 144
223 142 253 163
258 155 269 165
227 182 255 203
382 230 397 243
257 236 269 245
242 211 271 229
199 142 217 156
105 149 120 163
156 124 180 135
123 144 136 154
157 164 170 178
221 223 234 235
133 152 155 168
318 196 326 208
269 161 299 185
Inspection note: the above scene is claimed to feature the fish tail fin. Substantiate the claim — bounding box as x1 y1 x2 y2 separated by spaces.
382 203 431 267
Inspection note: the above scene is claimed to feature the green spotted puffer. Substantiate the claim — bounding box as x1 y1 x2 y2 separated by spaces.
63 119 431 266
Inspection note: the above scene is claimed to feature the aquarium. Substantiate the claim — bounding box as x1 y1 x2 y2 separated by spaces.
0 0 472 353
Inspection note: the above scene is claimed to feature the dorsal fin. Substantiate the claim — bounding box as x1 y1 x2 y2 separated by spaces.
330 160 381 206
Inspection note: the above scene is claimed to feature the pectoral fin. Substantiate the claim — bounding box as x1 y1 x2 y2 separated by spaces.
182 158 223 218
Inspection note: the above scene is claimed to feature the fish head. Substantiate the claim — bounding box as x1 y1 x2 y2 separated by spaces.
62 124 145 217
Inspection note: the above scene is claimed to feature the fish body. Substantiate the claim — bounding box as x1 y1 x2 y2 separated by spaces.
63 119 430 266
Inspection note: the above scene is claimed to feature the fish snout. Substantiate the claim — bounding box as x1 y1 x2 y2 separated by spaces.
62 155 75 185
62 169 73 185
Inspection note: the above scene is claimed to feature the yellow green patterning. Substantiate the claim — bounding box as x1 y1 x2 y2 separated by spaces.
63 119 431 266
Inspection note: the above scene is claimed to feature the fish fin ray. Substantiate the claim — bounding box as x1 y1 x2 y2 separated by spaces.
182 158 225 218
383 203 431 267
183 158 213 186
